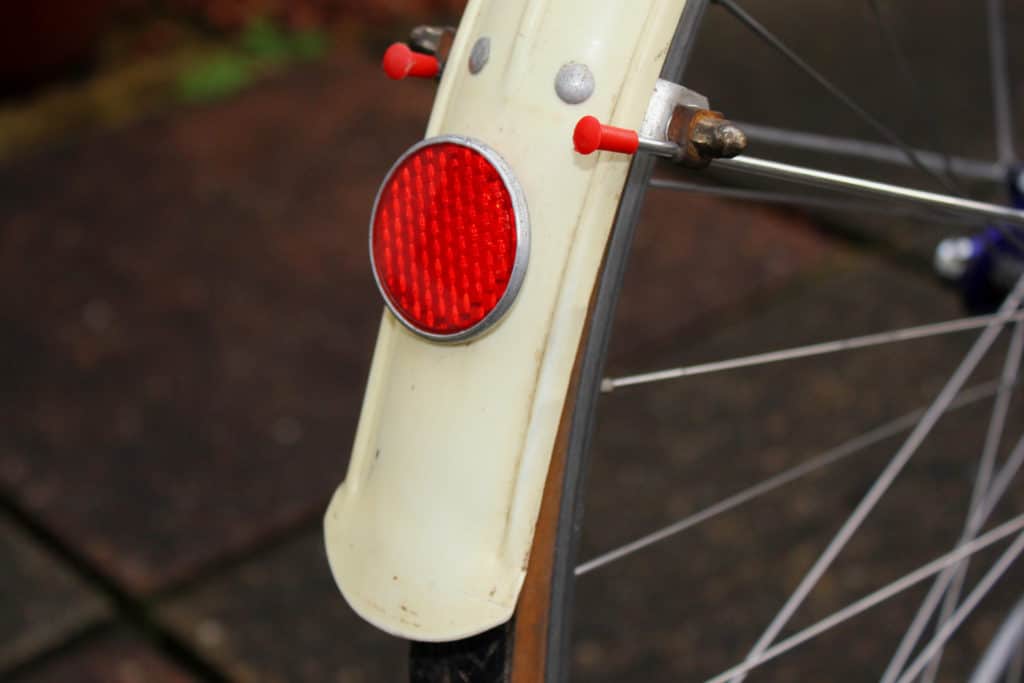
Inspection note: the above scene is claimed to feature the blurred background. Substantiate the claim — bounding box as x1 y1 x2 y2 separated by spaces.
1 1 1023 681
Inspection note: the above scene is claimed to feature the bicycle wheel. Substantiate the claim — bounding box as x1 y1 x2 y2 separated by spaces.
549 1 1024 681
330 0 1024 681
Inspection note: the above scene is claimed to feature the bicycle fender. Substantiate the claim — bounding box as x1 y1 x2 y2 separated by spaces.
325 0 689 642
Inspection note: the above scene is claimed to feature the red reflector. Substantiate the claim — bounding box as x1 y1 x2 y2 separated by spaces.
370 137 529 340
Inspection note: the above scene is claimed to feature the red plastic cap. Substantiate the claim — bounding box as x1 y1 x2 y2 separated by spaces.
382 43 440 80
573 115 639 155
371 142 520 336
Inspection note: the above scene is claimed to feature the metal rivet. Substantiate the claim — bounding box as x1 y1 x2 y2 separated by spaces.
555 62 594 104
469 37 490 74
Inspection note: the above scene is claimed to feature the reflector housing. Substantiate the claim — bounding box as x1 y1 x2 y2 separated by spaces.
370 136 529 341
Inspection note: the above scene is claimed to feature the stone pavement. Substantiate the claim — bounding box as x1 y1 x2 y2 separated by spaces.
2 4 1023 681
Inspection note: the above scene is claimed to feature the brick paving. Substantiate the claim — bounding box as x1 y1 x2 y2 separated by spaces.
8 631 197 683
0 46 435 596
0 514 108 672
3 4 1023 681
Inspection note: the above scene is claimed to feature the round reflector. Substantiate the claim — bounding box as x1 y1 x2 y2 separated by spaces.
370 136 529 341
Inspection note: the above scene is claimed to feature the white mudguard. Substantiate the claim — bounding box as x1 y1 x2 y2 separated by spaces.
325 0 689 642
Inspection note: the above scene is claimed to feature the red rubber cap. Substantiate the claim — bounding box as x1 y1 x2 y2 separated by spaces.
382 43 440 80
573 115 640 155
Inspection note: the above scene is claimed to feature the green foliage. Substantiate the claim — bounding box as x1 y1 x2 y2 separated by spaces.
177 19 328 103
241 18 293 64
289 31 329 61
178 53 254 102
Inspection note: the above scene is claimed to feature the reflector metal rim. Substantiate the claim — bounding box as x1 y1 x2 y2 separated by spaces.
368 135 531 343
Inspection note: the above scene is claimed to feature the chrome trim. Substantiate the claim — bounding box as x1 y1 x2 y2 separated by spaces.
368 135 531 344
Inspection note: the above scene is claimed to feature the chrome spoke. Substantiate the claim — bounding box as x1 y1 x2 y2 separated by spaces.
650 177 981 224
603 310 1024 392
1007 644 1024 683
881 436 1024 683
895 532 1024 683
710 0 961 194
716 156 1024 226
865 0 961 190
884 325 1019 683
970 598 1024 683
576 380 1001 577
702 516 1024 683
921 323 1024 683
975 324 1024 529
733 122 1003 183
988 0 1016 165
729 276 1024 683
978 434 1024 527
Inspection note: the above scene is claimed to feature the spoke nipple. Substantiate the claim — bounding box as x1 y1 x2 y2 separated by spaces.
600 377 616 393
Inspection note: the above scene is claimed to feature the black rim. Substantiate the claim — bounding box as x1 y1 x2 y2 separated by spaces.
541 3 711 681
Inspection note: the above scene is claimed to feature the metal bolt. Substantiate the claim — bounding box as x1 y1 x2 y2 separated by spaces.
691 117 748 159
469 37 490 74
410 25 450 55
934 236 977 280
555 62 594 104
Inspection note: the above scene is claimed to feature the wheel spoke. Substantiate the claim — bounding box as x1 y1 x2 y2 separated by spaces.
701 516 1024 683
1006 643 1024 683
884 328 1023 683
865 0 962 190
920 323 1024 683
576 380 1002 576
732 122 1003 183
988 0 1016 165
715 156 1024 226
895 532 1024 683
970 598 1024 683
710 0 962 194
978 433 1024 527
604 310 1024 392
650 177 982 224
879 436 1024 683
728 276 1024 683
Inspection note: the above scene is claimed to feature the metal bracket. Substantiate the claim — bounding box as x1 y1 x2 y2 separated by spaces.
639 78 710 142
409 25 458 65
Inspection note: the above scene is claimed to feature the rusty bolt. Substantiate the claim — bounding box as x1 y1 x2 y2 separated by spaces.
668 106 748 168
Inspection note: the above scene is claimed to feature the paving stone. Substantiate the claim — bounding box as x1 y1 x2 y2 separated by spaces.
9 630 196 683
0 36 833 600
0 514 108 673
607 188 833 369
575 255 1024 682
0 47 436 594
160 532 405 682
